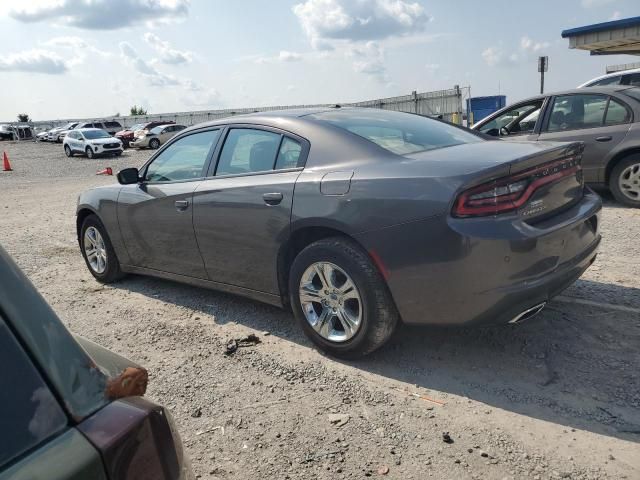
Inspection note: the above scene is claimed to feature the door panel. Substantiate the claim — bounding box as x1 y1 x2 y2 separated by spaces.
117 182 207 278
193 171 300 294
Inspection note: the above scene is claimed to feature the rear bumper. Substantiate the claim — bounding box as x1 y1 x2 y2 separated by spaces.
355 190 602 326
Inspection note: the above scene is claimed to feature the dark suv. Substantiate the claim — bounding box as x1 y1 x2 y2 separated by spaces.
0 245 192 479
115 121 175 148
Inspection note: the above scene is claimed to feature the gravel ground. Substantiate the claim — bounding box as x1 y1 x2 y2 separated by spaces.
1 140 639 479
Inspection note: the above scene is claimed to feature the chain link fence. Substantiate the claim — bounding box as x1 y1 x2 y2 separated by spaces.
27 86 469 130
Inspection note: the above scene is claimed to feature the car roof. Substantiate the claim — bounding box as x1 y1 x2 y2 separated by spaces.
505 85 637 105
579 68 640 87
77 128 104 132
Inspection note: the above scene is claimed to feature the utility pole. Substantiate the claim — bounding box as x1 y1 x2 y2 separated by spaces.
538 56 548 94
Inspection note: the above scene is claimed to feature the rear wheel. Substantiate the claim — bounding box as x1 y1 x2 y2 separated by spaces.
289 237 399 358
610 154 640 207
86 147 95 159
64 145 73 157
149 138 160 149
80 215 124 283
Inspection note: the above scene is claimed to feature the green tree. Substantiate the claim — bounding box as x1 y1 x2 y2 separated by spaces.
17 113 31 122
130 105 148 116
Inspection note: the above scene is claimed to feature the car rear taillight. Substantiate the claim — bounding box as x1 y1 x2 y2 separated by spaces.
453 156 582 217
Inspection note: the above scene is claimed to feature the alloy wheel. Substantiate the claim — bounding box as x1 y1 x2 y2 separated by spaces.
618 162 640 200
298 262 362 343
84 226 107 274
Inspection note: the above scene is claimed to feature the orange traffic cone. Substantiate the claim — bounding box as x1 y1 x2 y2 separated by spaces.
2 152 12 172
96 167 113 176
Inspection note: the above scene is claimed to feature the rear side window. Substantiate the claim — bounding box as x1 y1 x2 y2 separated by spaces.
105 121 121 128
311 109 481 155
275 137 303 170
622 73 640 86
216 129 281 175
604 98 631 125
547 94 607 131
0 315 67 468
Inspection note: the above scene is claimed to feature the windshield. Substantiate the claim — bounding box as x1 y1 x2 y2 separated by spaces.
83 129 111 140
310 109 482 155
129 123 144 131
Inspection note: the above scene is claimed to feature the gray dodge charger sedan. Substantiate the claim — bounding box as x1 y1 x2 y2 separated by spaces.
77 108 601 357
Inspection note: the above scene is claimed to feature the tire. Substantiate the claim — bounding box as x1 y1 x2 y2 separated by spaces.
609 154 640 207
64 145 73 157
149 138 160 149
115 151 122 157
86 147 95 159
289 237 399 358
56 137 62 143
80 215 125 283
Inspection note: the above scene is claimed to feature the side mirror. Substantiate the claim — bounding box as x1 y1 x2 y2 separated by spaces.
117 167 140 185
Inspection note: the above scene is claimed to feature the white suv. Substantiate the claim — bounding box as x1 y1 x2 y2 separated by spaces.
579 68 640 88
48 122 79 142
63 128 123 159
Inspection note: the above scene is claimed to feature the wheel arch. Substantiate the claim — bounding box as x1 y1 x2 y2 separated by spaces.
277 224 383 308
605 147 640 184
76 207 99 245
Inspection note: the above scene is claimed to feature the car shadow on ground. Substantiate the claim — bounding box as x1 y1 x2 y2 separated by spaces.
111 275 640 443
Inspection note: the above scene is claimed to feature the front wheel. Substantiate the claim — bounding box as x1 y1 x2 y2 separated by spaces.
64 145 73 157
289 237 399 358
85 147 95 159
80 215 124 283
610 154 640 207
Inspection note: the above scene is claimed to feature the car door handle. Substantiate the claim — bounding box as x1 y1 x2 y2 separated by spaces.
263 192 283 205
175 199 190 210
595 136 612 142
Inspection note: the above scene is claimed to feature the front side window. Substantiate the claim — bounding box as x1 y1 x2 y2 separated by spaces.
604 98 631 125
477 100 543 137
547 94 607 132
0 315 67 468
145 129 219 182
216 129 281 175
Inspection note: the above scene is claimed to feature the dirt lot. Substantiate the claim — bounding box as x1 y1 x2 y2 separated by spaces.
1 139 639 479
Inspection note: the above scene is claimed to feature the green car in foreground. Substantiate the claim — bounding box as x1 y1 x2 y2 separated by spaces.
0 245 192 480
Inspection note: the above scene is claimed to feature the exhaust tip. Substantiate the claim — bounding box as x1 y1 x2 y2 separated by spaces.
509 302 546 324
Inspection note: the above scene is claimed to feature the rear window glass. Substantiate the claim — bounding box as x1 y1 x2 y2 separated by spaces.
310 109 482 155
0 315 67 468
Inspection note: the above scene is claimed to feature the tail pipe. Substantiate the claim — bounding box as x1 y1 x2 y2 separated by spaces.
509 302 546 324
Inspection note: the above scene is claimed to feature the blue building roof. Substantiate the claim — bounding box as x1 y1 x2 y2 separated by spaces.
562 16 640 38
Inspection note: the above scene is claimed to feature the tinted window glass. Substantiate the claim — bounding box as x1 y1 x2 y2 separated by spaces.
624 73 640 86
604 98 631 125
622 87 640 102
275 137 303 170
312 110 481 155
93 123 104 129
478 101 543 136
547 94 607 132
105 121 121 128
589 75 621 86
0 315 67 468
84 130 110 139
146 130 219 182
216 129 281 175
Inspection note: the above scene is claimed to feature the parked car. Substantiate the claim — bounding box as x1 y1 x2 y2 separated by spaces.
48 122 79 142
579 67 640 88
116 121 174 148
0 125 13 140
0 244 192 479
131 124 186 149
472 86 640 207
64 128 123 158
69 121 122 138
77 108 601 358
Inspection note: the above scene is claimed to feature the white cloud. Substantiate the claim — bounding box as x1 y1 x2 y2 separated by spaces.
143 32 193 64
350 41 388 82
0 49 68 74
8 0 190 30
609 10 622 20
293 0 431 48
254 50 304 64
581 0 616 8
42 36 110 67
482 36 549 67
119 42 180 86
181 89 222 109
520 36 550 53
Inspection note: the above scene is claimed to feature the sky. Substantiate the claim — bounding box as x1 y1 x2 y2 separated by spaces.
0 0 638 122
